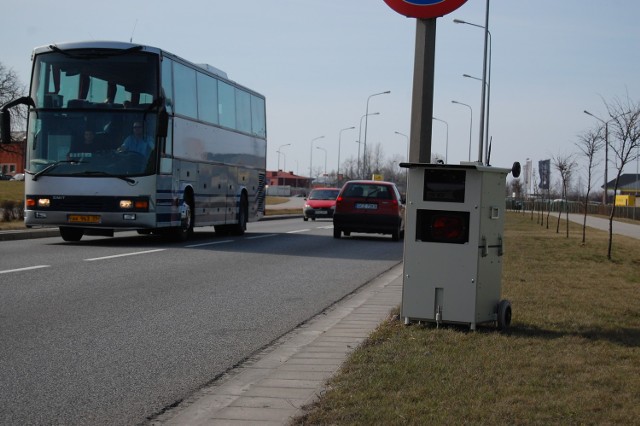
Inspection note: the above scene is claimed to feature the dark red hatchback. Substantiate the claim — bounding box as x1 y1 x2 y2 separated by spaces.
333 180 405 241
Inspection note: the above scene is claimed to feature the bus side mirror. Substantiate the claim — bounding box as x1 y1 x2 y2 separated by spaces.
1 96 35 144
0 110 10 144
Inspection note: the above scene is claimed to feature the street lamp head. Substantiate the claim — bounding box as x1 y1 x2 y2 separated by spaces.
453 18 467 24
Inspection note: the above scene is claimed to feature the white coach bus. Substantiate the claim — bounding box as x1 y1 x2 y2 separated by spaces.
0 41 267 241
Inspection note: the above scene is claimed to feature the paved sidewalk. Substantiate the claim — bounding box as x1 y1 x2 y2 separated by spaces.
149 264 403 425
567 213 640 239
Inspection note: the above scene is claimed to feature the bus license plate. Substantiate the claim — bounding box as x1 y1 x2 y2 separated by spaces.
356 203 378 210
68 215 101 224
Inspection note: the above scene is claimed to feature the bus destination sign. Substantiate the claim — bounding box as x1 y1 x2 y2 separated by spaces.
383 0 468 19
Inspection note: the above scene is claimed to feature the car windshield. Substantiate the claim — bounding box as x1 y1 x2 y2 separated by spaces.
309 189 339 200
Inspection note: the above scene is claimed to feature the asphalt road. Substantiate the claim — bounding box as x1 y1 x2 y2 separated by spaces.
0 218 403 425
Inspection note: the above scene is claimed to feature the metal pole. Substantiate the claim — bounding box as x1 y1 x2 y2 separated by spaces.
484 30 492 164
478 0 490 163
338 126 355 183
357 113 378 178
604 123 609 205
309 136 324 181
584 110 609 205
452 100 472 161
316 146 327 176
394 131 409 161
277 143 290 171
432 117 449 163
409 19 436 163
364 91 390 178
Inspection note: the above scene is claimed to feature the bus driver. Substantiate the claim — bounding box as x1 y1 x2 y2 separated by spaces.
118 122 154 157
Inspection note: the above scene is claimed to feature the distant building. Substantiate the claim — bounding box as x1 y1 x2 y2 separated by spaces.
604 174 640 195
267 170 311 188
606 174 640 207
0 131 26 176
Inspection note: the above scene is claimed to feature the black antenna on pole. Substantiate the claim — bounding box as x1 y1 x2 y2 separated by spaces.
129 19 138 43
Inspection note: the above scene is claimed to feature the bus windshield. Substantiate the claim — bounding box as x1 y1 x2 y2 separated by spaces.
26 49 160 177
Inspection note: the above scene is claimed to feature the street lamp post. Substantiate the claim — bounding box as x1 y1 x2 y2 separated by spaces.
276 143 291 172
454 7 492 164
309 135 325 182
394 131 409 161
432 117 449 164
337 126 355 184
452 100 473 161
316 146 327 177
633 145 640 220
358 112 379 178
462 71 491 162
363 91 390 179
584 110 610 205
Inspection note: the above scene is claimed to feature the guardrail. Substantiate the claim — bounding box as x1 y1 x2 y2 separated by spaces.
506 199 640 222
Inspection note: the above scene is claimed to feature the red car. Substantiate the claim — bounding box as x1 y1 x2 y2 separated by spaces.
303 188 340 221
333 180 405 241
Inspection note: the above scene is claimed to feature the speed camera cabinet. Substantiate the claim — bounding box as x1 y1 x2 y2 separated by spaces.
401 163 511 330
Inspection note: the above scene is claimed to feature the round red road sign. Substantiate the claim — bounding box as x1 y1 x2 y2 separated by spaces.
383 0 468 19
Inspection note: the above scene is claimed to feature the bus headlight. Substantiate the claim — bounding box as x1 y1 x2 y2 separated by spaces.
37 198 51 208
119 198 149 211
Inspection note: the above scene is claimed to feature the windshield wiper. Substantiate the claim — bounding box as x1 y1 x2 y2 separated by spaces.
70 171 136 184
29 160 75 181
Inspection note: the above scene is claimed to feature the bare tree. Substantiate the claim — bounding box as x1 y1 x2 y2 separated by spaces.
553 154 577 237
0 61 27 143
575 127 603 244
509 178 523 199
603 95 640 259
368 142 385 178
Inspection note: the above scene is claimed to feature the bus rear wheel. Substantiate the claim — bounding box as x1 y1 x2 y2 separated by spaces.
60 227 84 242
231 194 248 236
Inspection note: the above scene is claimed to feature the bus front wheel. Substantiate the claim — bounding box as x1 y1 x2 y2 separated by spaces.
172 196 194 241
60 227 84 242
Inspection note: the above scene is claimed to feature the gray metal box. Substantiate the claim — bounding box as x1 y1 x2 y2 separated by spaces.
401 163 511 330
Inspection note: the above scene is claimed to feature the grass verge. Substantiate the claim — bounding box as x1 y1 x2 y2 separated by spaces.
293 212 640 425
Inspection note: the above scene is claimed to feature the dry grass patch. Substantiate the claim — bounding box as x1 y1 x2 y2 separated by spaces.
294 213 640 425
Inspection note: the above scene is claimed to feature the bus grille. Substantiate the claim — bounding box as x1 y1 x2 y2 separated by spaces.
31 196 117 212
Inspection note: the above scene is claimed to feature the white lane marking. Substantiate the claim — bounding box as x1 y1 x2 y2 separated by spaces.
84 249 166 261
185 240 233 248
286 229 311 234
0 265 50 274
246 234 277 240
318 225 334 229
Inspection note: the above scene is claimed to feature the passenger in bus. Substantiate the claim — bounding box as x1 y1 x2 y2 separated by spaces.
68 128 100 160
118 122 154 157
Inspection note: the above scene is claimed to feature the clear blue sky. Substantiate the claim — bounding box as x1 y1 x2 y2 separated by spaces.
2 1 639 185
